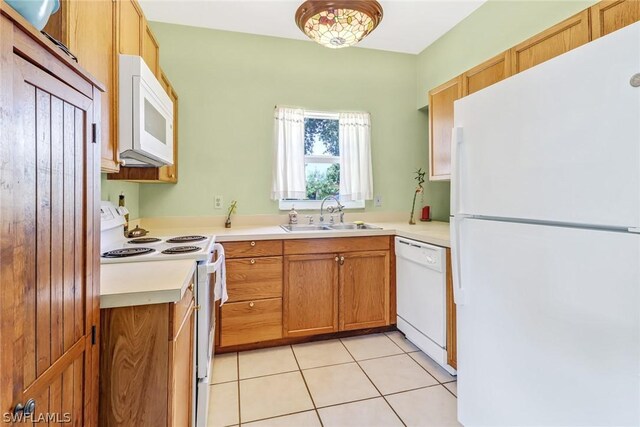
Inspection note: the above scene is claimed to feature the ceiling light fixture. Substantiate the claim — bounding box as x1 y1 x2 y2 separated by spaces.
295 0 384 49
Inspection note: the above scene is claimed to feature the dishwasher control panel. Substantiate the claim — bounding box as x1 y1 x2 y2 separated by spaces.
394 237 445 273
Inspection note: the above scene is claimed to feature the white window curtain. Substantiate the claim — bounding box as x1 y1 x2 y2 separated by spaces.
271 107 306 200
339 112 373 201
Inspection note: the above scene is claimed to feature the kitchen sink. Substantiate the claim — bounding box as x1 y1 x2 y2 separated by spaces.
280 224 332 232
280 223 382 232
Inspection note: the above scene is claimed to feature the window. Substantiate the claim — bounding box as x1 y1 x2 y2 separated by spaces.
278 111 365 210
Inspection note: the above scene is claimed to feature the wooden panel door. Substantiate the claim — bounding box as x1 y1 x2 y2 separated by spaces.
142 21 160 76
117 0 143 56
170 302 195 427
2 53 98 425
591 0 640 39
283 254 339 337
428 76 461 181
511 10 591 73
339 251 390 331
462 51 512 96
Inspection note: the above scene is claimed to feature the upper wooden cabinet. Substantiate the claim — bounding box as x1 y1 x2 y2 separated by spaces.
462 51 511 96
591 0 640 38
510 10 591 74
143 20 160 76
339 251 390 331
428 76 462 181
44 0 119 172
117 0 143 56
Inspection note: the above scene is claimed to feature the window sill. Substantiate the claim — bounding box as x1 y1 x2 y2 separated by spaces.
279 199 365 211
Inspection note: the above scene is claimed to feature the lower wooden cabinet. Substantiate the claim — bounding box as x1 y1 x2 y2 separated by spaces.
220 298 283 346
283 254 340 337
100 282 195 426
339 251 390 331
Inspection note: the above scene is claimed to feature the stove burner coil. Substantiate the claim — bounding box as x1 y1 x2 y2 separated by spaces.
161 246 200 255
166 235 206 244
128 237 162 244
102 247 155 258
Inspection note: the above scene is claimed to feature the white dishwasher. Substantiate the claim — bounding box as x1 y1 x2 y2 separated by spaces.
395 237 456 374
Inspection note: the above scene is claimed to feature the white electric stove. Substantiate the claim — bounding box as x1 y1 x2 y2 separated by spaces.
100 201 222 427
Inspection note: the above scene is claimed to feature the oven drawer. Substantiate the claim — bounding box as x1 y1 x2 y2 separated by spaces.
226 256 283 302
222 240 283 259
220 298 282 347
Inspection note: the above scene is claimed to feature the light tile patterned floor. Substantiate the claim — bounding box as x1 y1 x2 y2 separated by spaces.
208 332 460 427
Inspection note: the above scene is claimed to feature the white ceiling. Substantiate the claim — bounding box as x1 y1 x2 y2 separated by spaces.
139 0 486 54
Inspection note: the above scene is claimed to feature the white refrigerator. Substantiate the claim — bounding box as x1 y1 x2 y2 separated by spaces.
451 22 640 426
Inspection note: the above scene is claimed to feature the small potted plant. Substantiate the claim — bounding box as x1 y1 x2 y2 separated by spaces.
409 168 426 225
225 200 237 228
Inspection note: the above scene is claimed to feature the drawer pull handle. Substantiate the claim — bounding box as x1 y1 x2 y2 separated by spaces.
250 259 256 265
249 301 255 308
250 241 256 247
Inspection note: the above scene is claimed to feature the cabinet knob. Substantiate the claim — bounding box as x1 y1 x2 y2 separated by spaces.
13 399 36 417
250 259 256 265
335 256 339 262
188 283 194 292
339 256 345 265
250 241 256 247
249 301 255 308
169 174 175 179
194 305 201 311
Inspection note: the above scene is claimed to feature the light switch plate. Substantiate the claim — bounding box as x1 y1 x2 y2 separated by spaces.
214 195 223 209
374 195 383 208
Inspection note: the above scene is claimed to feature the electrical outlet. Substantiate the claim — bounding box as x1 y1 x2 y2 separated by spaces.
214 195 223 209
374 195 383 208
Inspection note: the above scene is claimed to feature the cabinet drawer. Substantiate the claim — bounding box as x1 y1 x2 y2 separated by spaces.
227 256 283 302
220 298 283 347
171 279 194 338
284 236 390 255
222 240 283 259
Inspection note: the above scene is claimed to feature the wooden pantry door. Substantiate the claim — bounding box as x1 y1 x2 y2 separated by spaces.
0 52 99 425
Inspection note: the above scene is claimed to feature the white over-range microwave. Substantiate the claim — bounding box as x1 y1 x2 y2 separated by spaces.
118 54 174 167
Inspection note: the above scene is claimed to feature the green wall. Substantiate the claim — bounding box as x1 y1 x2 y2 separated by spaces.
100 0 600 222
101 174 140 219
416 0 597 108
137 22 451 221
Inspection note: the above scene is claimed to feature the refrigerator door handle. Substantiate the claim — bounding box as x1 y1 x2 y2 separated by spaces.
451 216 467 305
450 127 463 215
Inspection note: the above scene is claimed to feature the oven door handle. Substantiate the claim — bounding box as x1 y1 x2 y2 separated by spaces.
203 243 225 274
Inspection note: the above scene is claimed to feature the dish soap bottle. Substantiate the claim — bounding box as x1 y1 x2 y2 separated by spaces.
289 206 298 225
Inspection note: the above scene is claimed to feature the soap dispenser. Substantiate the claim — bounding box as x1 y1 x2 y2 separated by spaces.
289 206 298 225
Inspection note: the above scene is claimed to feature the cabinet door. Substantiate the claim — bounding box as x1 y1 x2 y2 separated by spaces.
339 251 390 331
43 0 119 173
142 20 160 76
510 10 591 74
117 0 143 55
428 76 462 181
283 254 339 337
159 72 178 182
3 53 98 426
462 51 511 96
171 303 195 427
591 0 640 39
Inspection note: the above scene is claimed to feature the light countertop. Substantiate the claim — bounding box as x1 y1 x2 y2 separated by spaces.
100 259 196 309
140 220 451 248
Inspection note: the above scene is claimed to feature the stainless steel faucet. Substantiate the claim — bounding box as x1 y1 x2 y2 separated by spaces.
320 196 344 223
